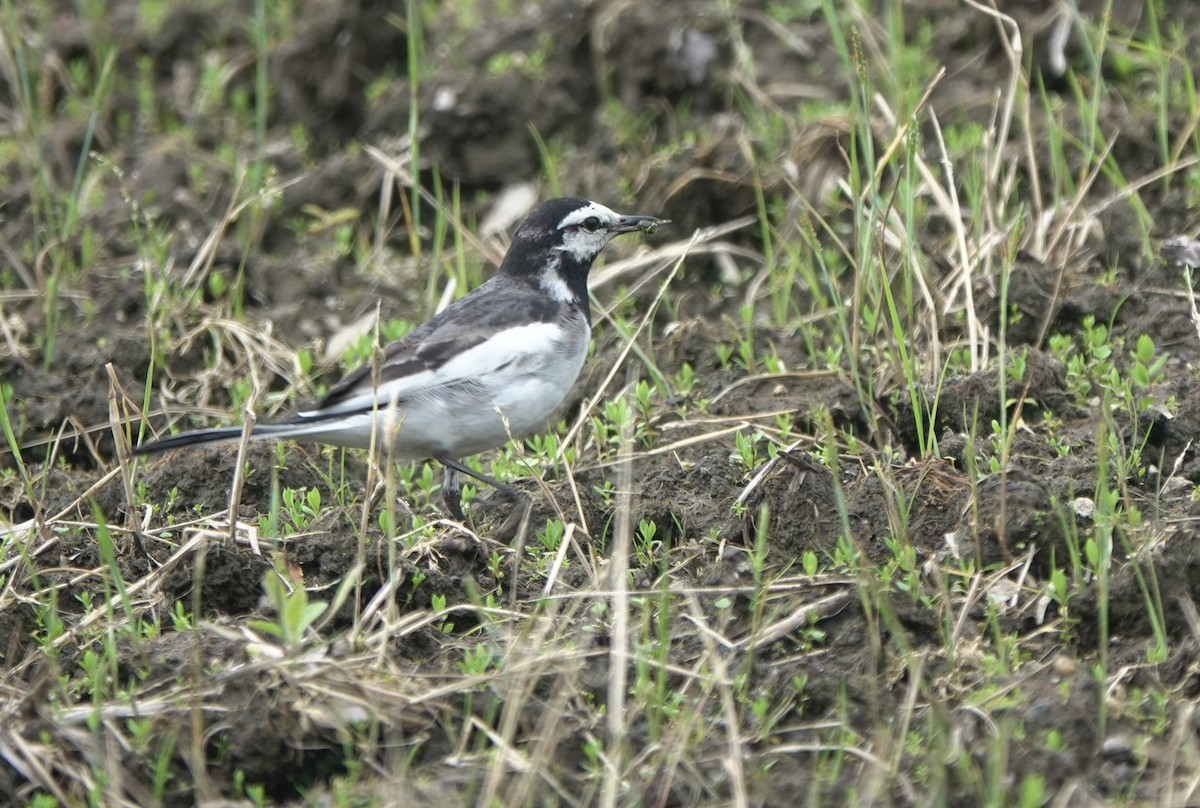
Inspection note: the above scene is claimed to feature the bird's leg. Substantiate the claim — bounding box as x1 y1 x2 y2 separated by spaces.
492 495 532 542
435 455 522 518
441 465 465 521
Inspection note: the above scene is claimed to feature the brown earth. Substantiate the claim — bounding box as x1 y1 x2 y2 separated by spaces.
4 0 1200 805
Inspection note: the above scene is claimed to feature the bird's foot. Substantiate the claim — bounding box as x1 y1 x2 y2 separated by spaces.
436 458 533 540
440 482 530 541
470 483 522 514
442 489 467 521
441 465 466 521
491 494 532 542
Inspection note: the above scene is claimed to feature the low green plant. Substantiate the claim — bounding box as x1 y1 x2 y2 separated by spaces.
457 642 497 675
536 518 565 553
430 593 453 633
249 557 328 653
633 519 662 568
281 486 322 532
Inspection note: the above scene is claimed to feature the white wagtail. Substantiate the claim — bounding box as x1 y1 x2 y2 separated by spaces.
135 197 667 519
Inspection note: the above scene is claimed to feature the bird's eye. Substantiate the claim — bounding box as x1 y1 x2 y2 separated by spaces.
581 216 602 232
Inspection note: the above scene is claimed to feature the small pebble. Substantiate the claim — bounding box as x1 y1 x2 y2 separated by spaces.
1052 655 1076 676
1101 735 1133 760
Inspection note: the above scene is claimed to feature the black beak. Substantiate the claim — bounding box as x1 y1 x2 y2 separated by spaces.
614 214 669 235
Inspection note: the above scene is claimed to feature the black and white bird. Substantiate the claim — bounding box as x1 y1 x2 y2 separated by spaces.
135 197 666 519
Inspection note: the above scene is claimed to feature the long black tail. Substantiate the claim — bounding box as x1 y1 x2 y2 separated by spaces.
132 426 250 455
132 423 308 455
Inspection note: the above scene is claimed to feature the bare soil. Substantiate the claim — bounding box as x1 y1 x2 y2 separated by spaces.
4 0 1200 805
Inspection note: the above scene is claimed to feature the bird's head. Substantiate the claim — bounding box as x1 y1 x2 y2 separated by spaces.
500 198 666 308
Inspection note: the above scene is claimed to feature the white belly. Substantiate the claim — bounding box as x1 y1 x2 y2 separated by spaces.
295 318 589 460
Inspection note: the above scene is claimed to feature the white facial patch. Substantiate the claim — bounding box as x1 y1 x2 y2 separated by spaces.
556 201 620 230
554 201 623 262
